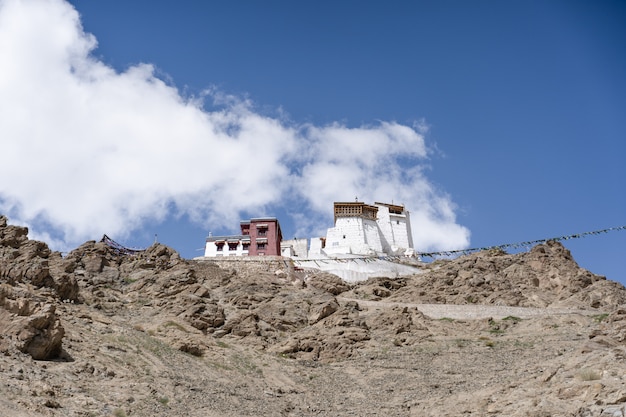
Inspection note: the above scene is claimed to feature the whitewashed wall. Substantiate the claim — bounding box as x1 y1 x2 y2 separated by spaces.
204 241 248 257
281 238 309 257
375 204 413 255
324 217 365 255
324 217 385 255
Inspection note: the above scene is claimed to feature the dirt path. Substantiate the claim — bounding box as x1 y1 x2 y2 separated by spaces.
338 296 600 319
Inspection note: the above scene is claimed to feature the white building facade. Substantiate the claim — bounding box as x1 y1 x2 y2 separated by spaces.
323 201 414 257
375 202 414 255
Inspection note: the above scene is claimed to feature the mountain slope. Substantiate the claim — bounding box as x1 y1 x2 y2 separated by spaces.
1 215 626 416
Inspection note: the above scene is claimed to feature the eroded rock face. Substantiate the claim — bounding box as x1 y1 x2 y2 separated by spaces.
0 289 64 360
367 241 626 310
306 271 351 295
0 216 74 360
0 217 79 303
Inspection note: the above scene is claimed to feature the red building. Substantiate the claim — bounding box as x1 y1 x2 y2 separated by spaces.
204 217 283 257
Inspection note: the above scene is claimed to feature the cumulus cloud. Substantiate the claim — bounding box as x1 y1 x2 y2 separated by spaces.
0 0 469 253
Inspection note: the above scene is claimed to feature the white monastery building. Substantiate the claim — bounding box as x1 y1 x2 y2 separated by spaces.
282 201 415 258
324 201 414 256
199 201 420 282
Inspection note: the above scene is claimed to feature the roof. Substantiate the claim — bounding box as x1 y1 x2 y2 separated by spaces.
240 217 278 225
374 201 405 212
206 234 249 242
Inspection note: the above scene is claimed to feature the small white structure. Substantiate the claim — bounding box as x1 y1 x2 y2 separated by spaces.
204 234 250 257
308 237 326 257
281 238 308 257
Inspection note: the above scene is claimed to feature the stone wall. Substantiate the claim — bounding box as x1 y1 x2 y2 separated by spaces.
194 256 294 276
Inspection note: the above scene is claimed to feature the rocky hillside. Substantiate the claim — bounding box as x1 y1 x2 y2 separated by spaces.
1 214 626 416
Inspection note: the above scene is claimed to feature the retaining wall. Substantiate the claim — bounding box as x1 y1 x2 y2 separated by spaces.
193 256 294 276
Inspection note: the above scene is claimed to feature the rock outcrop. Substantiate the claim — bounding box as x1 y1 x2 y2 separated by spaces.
0 296 64 360
358 240 626 309
0 216 72 360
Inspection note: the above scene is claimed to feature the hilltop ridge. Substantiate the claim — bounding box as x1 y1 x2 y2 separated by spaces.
1 215 626 416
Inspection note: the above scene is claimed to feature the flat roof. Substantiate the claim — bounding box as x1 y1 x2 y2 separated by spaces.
240 217 278 224
207 234 249 242
374 201 405 212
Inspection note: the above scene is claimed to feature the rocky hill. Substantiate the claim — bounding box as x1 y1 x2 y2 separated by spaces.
1 214 626 416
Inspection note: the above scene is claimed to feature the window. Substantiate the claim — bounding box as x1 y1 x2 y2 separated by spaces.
228 242 238 251
257 242 266 249
257 229 267 237
216 242 225 251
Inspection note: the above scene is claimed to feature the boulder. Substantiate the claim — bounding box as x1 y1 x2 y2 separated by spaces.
0 301 64 360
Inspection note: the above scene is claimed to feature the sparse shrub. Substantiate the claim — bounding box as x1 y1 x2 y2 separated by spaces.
164 321 188 332
135 298 151 306
158 396 169 406
577 368 601 381
502 316 521 322
478 336 495 347
513 340 534 349
592 313 609 323
488 319 504 334
454 338 469 348
113 409 127 417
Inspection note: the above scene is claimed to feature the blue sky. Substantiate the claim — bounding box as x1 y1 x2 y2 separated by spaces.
1 0 624 283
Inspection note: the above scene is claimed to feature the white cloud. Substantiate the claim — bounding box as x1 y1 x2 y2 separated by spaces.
0 0 469 253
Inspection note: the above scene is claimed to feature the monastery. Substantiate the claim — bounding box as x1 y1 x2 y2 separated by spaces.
281 201 415 258
200 200 421 282
203 201 414 259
